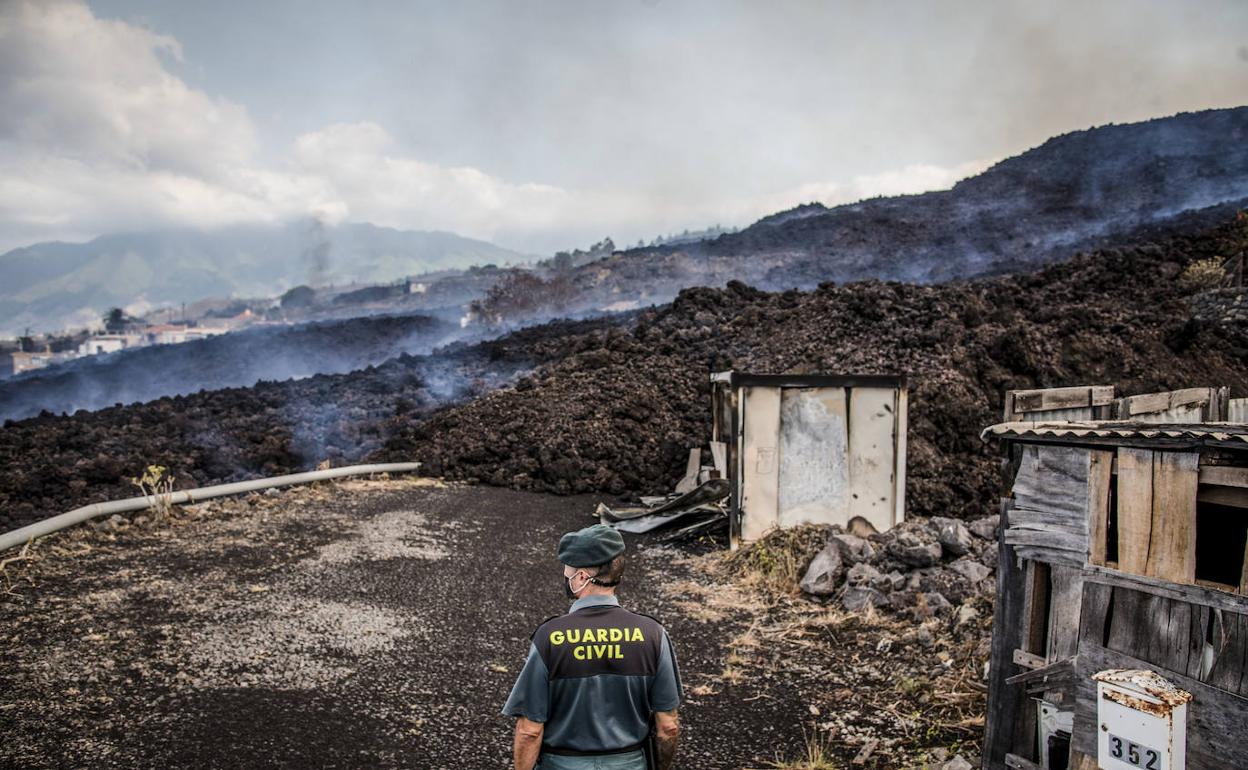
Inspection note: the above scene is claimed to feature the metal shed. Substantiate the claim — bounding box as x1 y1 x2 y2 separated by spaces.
981 403 1248 770
709 372 908 546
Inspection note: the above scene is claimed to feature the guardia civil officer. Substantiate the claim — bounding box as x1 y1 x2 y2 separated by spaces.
503 524 682 770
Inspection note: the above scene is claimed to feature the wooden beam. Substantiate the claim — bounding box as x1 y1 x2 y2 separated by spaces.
983 503 1037 769
1119 387 1212 417
1010 385 1114 414
1201 465 1248 488
1081 565 1248 618
1198 486 1248 509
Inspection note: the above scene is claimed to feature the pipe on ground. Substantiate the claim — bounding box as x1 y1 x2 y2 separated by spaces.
0 462 421 553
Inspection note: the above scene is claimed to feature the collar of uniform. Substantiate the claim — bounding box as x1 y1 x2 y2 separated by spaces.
570 594 620 613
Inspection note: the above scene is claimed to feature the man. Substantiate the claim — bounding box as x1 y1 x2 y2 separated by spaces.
503 524 682 770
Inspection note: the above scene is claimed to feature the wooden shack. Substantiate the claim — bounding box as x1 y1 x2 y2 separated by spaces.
709 372 908 546
981 387 1248 770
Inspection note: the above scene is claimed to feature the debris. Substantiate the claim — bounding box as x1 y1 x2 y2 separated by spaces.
852 738 878 765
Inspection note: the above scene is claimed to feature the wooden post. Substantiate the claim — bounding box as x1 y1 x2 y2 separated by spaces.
984 502 1036 769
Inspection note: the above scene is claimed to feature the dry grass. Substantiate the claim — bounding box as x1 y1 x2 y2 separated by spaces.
748 725 840 770
716 524 827 597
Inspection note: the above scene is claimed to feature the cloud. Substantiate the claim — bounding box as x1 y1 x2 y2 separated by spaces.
0 0 989 255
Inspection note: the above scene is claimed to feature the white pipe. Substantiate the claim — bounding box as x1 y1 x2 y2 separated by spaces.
0 462 421 553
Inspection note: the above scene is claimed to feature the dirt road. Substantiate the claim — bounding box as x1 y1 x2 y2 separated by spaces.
1 479 821 769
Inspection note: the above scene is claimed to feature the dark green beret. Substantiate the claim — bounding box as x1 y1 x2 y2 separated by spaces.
558 524 625 567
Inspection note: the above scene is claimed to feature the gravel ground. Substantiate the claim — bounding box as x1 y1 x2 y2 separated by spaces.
0 479 988 769
0 479 820 769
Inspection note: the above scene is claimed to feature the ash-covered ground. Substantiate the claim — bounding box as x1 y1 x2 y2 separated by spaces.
2 217 1246 533
0 479 994 769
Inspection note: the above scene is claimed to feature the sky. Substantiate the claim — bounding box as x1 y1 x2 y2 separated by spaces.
0 0 1246 255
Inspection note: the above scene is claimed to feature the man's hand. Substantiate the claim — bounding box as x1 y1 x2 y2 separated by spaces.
654 709 680 770
513 717 543 770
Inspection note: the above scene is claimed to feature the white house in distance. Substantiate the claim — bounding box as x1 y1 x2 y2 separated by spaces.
77 333 143 356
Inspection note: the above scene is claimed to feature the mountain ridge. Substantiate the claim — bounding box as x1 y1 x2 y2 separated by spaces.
0 221 531 335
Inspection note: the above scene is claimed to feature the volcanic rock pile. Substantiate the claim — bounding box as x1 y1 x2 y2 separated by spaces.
381 217 1248 515
799 515 1000 621
2 217 1246 534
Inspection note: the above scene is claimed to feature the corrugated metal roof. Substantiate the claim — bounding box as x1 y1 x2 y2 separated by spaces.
981 420 1248 446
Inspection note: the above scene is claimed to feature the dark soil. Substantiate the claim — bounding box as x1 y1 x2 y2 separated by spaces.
0 480 907 769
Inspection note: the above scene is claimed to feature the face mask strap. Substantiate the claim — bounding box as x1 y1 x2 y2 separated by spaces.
568 571 593 595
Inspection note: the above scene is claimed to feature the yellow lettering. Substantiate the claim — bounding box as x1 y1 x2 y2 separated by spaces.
609 628 623 642
573 645 586 660
593 644 607 659
613 644 622 658
550 631 564 646
567 629 580 644
596 628 608 643
631 627 644 642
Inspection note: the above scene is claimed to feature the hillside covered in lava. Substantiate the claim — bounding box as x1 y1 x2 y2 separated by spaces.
2 213 1245 532
479 108 1248 323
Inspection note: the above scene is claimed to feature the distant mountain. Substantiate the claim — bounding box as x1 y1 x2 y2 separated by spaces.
536 107 1248 314
0 221 530 335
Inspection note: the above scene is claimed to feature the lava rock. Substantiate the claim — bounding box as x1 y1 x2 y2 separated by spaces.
933 517 974 557
842 586 890 611
968 515 1001 541
799 543 844 596
949 559 993 584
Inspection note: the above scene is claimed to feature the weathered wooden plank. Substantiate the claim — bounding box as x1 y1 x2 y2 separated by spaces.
1010 507 1092 529
1230 397 1248 424
1207 608 1248 697
1116 447 1154 574
1006 655 1075 685
1048 566 1084 661
1200 465 1248 488
1022 559 1051 656
1078 581 1114 648
983 504 1036 769
1082 564 1248 616
1074 643 1248 769
1119 387 1213 417
1148 451 1198 583
1013 648 1047 670
1013 546 1087 567
1004 527 1089 554
1087 449 1113 566
1011 385 1114 413
1011 445 1094 523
